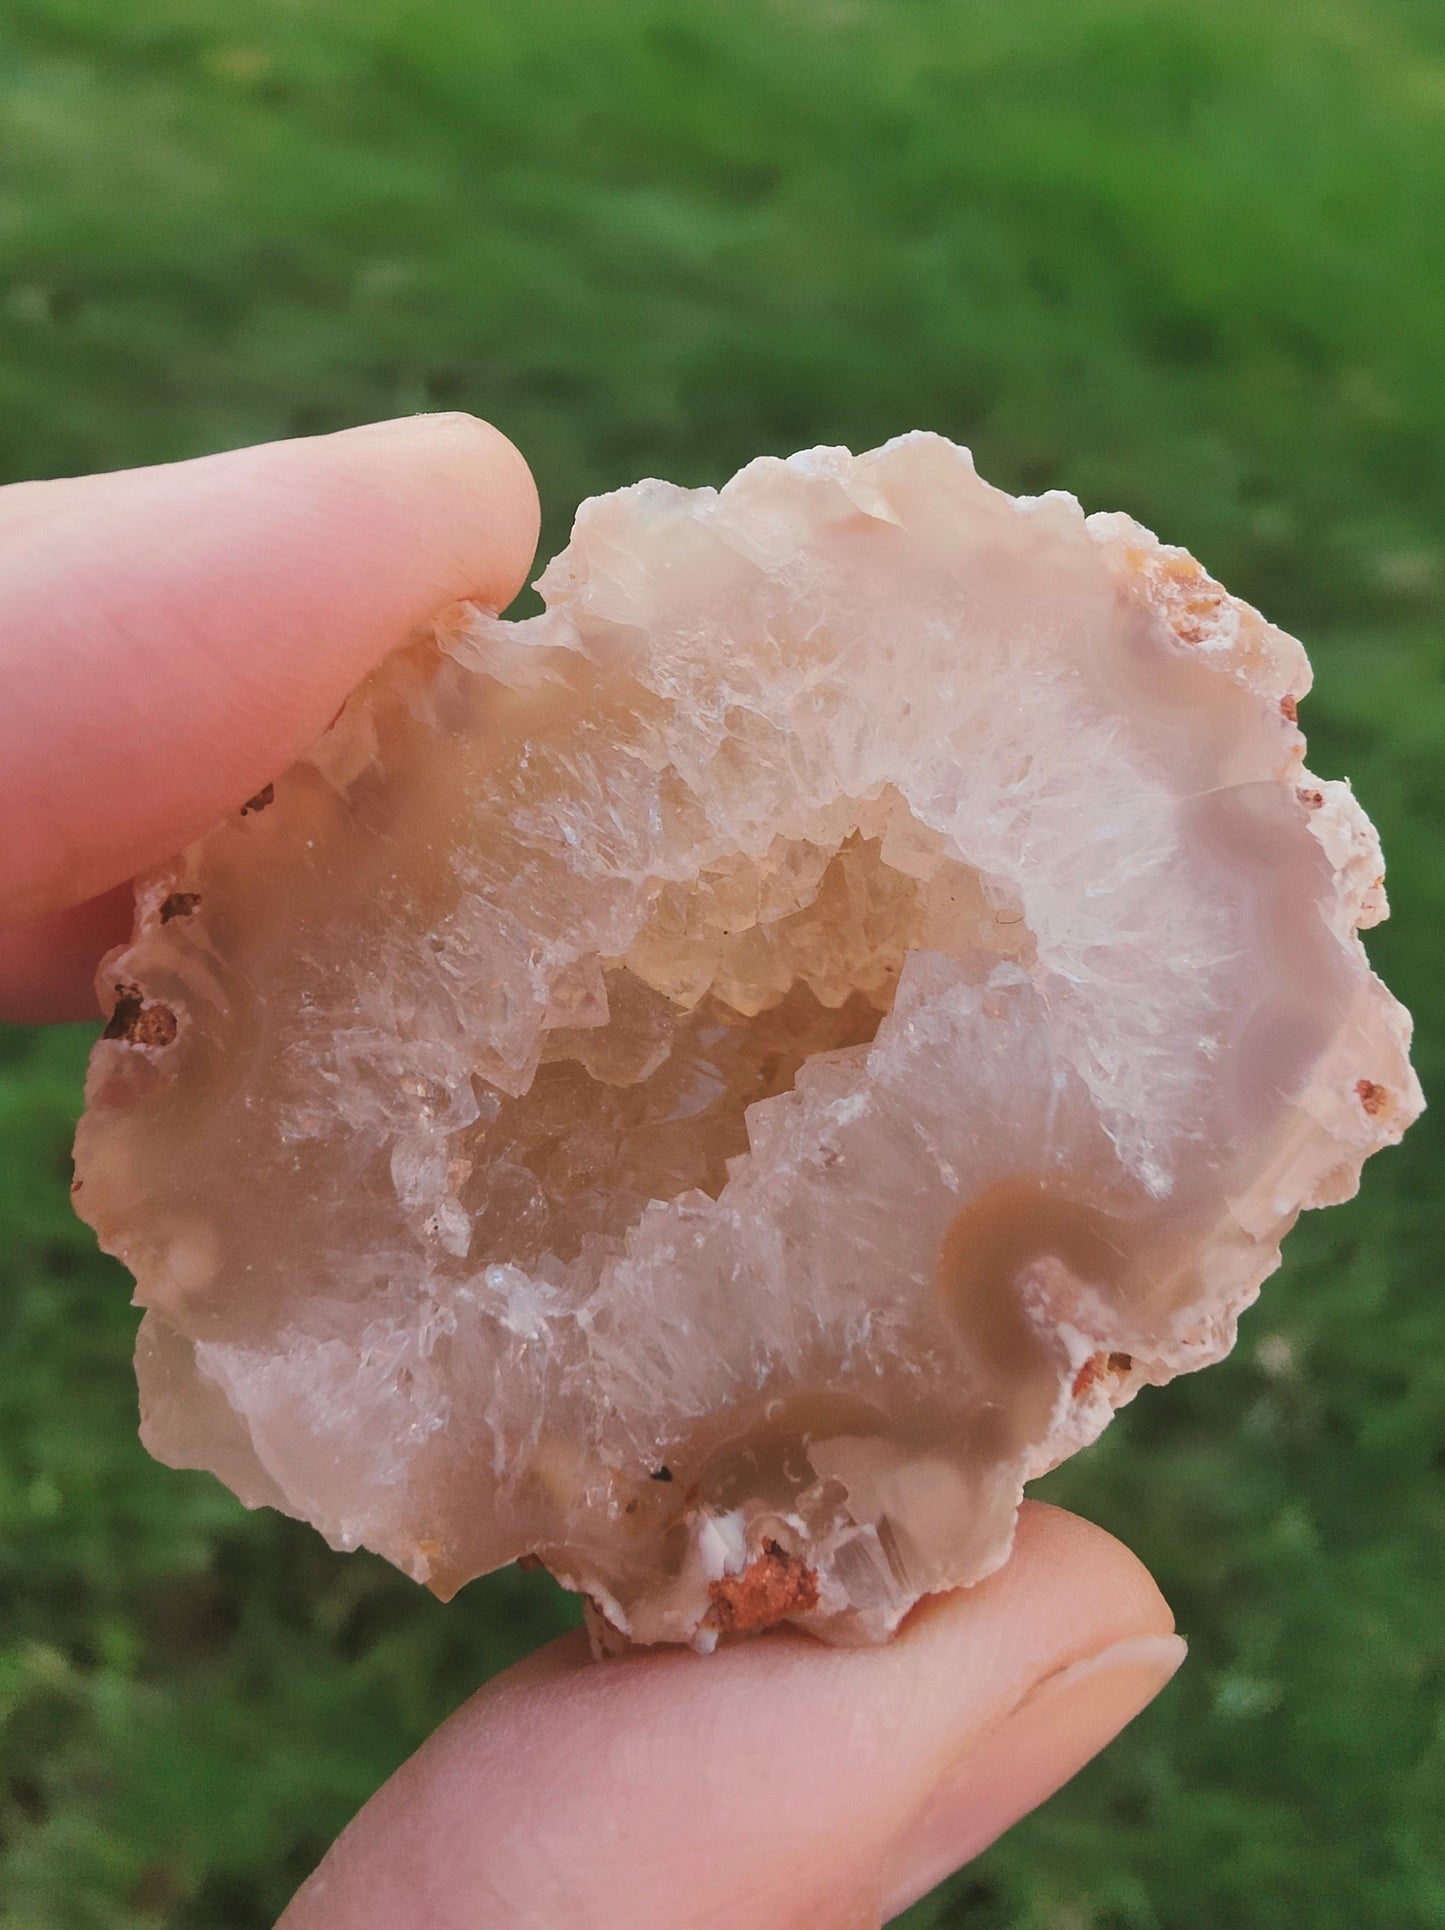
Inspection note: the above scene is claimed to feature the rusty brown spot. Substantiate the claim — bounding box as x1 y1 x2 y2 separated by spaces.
516 1552 544 1572
1171 610 1217 646
1072 1358 1099 1398
1072 1350 1134 1400
1296 787 1325 811
159 891 201 923
1356 1079 1389 1118
127 1004 177 1048
1133 549 1229 646
240 783 275 816
103 983 178 1048
69 1177 82 1195
706 1539 819 1634
1280 694 1299 725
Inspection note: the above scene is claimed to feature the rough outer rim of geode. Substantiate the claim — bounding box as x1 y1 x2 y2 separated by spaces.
72 434 1423 1654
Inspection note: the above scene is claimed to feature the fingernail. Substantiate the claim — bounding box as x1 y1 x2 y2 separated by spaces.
880 1631 1186 1921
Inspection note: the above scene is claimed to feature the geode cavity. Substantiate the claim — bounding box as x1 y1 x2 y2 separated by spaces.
73 435 1421 1649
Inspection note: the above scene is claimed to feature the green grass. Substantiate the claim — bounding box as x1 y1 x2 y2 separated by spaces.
1 1 1443 1923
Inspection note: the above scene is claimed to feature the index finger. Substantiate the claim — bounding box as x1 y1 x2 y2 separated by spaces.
0 414 539 935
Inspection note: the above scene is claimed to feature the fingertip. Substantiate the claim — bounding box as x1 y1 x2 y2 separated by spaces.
325 412 541 610
892 1502 1176 1686
878 1625 1185 1919
0 414 540 924
278 1506 1178 1930
997 1500 1178 1639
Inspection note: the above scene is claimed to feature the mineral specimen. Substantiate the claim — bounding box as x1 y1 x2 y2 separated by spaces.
72 434 1422 1650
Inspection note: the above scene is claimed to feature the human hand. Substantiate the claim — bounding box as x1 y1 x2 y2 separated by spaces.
0 416 1185 1928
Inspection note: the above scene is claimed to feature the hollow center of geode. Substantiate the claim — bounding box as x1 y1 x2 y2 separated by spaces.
451 823 1029 1270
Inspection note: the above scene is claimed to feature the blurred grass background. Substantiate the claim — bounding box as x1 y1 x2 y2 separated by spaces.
1 0 1442 1923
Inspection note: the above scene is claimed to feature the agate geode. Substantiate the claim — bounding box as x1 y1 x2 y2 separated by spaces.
73 434 1421 1649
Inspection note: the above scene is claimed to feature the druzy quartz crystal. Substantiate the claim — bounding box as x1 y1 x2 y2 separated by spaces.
73 435 1422 1650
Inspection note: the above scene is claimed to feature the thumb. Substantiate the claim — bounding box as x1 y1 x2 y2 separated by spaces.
278 1503 1184 1930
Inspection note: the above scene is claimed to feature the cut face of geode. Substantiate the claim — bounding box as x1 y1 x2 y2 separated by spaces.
73 435 1422 1650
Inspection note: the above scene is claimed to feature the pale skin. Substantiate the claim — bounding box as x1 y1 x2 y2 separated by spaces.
0 415 1186 1928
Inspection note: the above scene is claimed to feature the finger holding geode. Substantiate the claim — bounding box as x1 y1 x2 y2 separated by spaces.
73 434 1421 1652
